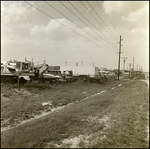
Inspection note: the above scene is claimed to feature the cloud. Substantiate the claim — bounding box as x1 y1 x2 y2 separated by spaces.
103 1 124 14
1 1 149 71
103 1 148 15
1 1 34 25
122 4 149 28
30 18 89 42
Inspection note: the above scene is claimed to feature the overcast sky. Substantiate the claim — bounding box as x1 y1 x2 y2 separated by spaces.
1 1 149 72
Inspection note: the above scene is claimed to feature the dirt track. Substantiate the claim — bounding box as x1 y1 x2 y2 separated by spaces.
1 78 149 148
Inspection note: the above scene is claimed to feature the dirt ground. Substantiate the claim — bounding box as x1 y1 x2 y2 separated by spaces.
1 74 149 148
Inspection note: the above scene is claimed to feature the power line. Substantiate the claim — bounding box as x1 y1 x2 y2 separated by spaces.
97 1 120 37
44 1 117 53
86 1 118 42
80 1 118 44
96 1 135 64
123 41 134 58
81 1 118 45
96 1 119 40
24 1 118 56
97 1 143 69
62 1 118 50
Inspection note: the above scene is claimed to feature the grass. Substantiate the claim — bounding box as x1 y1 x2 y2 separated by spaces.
1 80 120 128
1 77 149 148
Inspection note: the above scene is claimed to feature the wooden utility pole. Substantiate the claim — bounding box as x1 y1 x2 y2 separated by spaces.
18 62 21 91
117 35 123 80
132 57 135 71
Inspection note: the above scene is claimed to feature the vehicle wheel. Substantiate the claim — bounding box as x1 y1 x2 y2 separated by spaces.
4 78 13 84
20 77 27 85
100 78 105 85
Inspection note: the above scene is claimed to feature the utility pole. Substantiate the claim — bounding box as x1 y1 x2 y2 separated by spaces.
128 63 132 76
117 35 123 80
132 57 135 71
137 63 138 71
122 57 127 72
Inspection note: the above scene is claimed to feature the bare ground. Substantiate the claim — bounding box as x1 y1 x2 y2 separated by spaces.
1 76 149 148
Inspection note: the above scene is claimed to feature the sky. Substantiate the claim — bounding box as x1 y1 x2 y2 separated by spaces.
1 1 149 72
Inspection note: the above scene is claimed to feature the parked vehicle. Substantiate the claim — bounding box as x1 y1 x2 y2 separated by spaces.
60 66 111 83
1 59 34 84
29 64 64 84
62 70 75 83
1 58 117 85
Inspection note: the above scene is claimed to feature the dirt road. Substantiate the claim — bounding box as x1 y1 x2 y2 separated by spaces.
1 79 149 148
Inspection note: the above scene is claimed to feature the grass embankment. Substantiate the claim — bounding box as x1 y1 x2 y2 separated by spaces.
1 80 149 148
1 80 118 128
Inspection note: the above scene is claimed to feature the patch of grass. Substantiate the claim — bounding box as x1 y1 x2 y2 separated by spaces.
25 83 51 90
1 79 149 148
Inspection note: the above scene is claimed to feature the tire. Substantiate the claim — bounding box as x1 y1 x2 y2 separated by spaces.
100 77 105 85
4 78 13 84
20 77 27 85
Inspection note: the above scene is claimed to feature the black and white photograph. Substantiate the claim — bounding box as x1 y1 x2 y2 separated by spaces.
1 1 149 148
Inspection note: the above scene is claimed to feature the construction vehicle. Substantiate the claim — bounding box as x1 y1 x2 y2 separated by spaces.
1 58 72 85
1 59 35 84
44 66 74 83
29 64 68 84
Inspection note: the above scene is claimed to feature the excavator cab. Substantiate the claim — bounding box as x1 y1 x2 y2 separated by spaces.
16 61 33 72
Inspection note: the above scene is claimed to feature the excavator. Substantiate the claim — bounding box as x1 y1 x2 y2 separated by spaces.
29 63 64 84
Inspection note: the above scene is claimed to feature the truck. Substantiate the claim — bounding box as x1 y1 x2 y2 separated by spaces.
99 68 116 81
1 59 35 84
60 66 104 83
